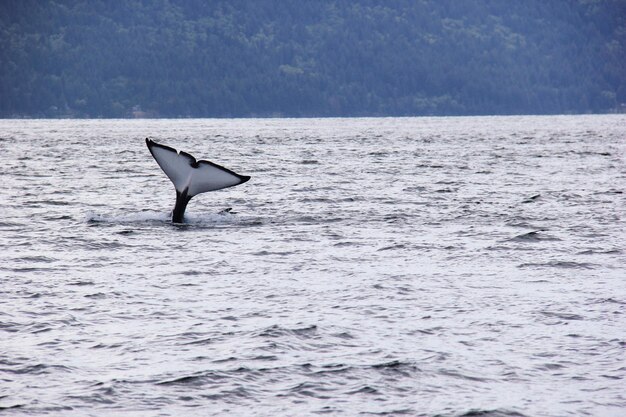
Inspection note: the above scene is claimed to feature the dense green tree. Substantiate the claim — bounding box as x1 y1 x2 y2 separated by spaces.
0 0 624 117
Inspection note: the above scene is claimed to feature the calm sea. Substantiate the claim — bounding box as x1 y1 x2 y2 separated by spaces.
1 116 625 416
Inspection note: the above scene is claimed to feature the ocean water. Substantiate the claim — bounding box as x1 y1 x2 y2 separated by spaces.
0 116 624 417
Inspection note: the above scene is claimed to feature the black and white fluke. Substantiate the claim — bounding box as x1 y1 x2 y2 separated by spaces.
146 138 250 223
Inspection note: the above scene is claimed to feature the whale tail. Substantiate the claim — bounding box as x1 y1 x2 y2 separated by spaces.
146 138 250 223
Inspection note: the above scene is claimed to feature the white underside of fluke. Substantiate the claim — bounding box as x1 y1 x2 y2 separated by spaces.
146 138 250 196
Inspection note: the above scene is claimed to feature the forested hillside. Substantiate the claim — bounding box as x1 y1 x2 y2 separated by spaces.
1 0 625 118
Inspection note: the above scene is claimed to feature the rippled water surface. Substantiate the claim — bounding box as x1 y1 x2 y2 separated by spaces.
1 116 625 416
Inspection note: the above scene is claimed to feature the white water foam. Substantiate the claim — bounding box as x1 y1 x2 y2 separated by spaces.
84 210 241 225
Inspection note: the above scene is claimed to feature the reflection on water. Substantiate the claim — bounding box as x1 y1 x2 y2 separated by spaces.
0 116 625 416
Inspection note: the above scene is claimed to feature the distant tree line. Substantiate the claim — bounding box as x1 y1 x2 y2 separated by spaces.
1 0 624 118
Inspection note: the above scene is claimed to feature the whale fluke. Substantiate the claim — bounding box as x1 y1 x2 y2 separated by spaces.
146 138 250 223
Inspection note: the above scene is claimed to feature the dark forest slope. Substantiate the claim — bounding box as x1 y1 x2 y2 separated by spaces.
1 0 625 117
